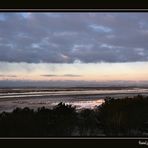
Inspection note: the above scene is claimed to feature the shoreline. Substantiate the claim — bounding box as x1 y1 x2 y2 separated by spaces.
0 91 148 102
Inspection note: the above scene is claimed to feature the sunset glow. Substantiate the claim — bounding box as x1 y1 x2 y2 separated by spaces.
0 62 148 81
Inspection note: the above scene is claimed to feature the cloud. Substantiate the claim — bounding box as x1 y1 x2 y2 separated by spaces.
0 74 17 77
63 74 82 77
41 74 82 77
41 74 57 77
89 24 112 33
0 13 148 63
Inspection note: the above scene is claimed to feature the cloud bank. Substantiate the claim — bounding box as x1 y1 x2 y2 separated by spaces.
0 13 148 63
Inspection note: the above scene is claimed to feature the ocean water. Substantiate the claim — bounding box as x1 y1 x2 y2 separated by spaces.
0 87 148 112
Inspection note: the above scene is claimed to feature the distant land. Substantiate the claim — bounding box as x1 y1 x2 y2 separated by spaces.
0 80 148 88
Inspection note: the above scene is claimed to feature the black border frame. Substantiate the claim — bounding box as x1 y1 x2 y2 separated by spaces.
0 0 148 9
0 0 148 147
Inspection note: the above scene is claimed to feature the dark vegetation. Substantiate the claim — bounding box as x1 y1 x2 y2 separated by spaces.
0 95 148 137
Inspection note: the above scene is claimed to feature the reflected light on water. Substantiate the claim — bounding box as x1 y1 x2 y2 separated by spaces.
51 99 105 110
0 98 105 112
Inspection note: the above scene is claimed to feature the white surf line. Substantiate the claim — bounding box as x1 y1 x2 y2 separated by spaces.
0 89 148 97
0 92 148 100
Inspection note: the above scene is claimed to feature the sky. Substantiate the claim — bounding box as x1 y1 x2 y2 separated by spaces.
0 12 148 86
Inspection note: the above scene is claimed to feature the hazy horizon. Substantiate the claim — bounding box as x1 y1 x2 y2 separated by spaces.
0 79 148 88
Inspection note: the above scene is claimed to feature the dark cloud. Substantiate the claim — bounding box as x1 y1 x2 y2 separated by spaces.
41 74 82 77
0 13 148 63
63 74 82 77
41 74 58 77
0 74 17 77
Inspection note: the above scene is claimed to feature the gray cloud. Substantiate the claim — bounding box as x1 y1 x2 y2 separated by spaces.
63 74 82 77
41 74 58 77
0 74 17 77
0 13 148 63
41 74 82 77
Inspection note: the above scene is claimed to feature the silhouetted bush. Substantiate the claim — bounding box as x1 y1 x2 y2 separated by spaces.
77 109 100 136
98 95 148 136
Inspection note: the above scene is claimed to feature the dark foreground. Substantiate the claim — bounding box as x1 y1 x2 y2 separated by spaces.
0 95 148 137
